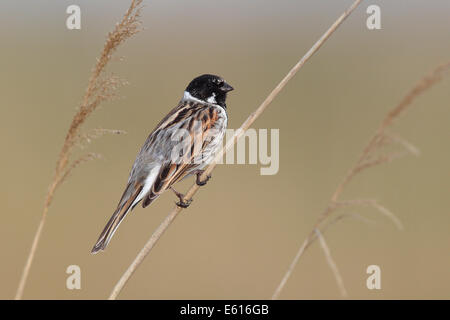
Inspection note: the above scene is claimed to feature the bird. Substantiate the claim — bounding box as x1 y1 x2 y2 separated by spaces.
91 74 234 253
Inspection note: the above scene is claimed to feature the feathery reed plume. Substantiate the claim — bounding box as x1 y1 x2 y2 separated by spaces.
107 0 363 299
14 0 143 300
272 61 450 299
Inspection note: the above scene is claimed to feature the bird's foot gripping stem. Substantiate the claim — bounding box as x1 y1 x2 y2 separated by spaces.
171 187 192 208
196 171 211 186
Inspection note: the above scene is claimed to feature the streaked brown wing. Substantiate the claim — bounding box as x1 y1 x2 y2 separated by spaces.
141 105 221 208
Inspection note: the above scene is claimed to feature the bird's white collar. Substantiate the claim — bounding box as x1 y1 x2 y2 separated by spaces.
183 91 219 107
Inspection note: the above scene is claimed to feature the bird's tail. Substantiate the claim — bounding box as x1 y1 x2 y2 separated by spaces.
91 184 143 254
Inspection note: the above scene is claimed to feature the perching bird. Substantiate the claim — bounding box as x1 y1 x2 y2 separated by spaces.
91 74 234 253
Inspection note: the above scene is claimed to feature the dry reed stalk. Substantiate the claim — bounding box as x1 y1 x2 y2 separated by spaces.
315 229 347 297
108 0 363 300
271 61 450 299
14 0 143 300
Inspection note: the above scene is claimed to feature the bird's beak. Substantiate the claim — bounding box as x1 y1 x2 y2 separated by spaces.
220 82 234 92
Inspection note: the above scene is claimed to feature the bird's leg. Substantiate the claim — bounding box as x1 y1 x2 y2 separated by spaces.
195 170 211 186
170 186 192 208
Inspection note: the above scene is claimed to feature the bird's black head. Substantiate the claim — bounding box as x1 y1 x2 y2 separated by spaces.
185 74 234 108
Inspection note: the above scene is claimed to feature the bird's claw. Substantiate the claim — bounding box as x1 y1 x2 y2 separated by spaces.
171 186 192 209
176 198 192 208
196 172 211 186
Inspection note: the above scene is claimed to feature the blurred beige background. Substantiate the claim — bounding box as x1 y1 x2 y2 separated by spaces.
1 0 449 299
